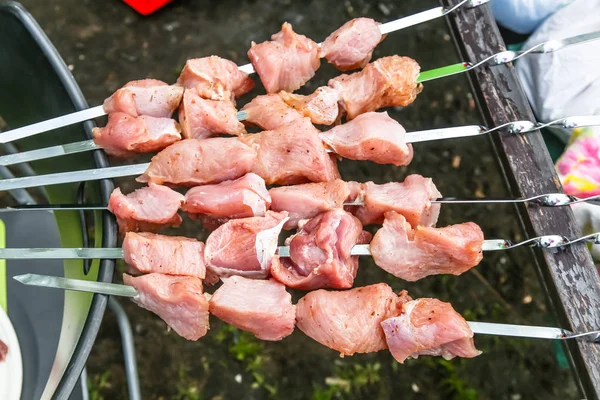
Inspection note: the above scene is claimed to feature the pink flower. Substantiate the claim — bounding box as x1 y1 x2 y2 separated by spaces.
556 136 600 198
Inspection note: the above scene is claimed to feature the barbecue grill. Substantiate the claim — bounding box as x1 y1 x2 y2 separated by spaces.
0 2 117 399
1 0 600 399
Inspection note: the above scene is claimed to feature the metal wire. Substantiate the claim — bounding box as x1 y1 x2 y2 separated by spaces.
500 232 600 250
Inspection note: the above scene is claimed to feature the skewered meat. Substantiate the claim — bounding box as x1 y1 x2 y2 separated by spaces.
269 179 350 229
295 283 412 356
329 56 422 119
351 175 442 227
278 87 341 125
271 210 368 290
177 56 254 101
123 232 206 278
123 273 210 341
248 22 320 93
370 212 484 281
138 137 257 186
320 18 384 71
93 112 181 158
240 117 340 185
182 173 271 219
320 111 413 166
108 184 185 234
204 211 288 279
103 79 184 118
178 90 246 139
241 94 304 130
209 276 296 341
0 339 7 362
381 298 481 363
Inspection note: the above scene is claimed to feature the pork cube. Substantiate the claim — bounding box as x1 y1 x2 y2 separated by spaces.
209 276 295 341
123 273 210 341
103 79 184 118
123 232 206 278
320 18 384 71
248 23 320 93
270 209 366 290
93 113 181 158
108 184 184 234
381 298 481 363
204 211 288 279
295 284 412 356
179 90 246 139
177 56 254 101
320 111 413 166
370 211 484 281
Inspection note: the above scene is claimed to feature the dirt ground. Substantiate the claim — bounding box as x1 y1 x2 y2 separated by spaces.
16 0 582 399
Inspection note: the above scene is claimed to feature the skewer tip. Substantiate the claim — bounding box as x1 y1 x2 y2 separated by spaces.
13 273 34 284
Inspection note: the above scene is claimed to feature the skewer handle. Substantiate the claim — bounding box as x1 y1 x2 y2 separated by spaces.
0 105 106 144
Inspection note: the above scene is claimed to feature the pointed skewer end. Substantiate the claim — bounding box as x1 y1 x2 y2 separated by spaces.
13 273 34 284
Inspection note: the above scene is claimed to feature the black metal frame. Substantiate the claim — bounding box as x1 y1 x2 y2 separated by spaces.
443 1 600 398
0 2 118 399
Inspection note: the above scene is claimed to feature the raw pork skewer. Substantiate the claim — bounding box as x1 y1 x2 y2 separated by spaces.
12 273 600 344
0 229 597 260
2 192 597 213
0 120 541 192
0 233 592 258
1 26 594 144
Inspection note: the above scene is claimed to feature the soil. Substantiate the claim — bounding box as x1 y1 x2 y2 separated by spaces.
15 0 581 399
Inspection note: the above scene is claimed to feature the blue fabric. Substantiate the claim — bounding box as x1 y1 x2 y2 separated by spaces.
490 0 570 34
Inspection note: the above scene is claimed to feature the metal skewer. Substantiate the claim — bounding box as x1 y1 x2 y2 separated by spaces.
1 193 598 213
12 273 600 343
2 113 600 167
0 115 598 192
0 232 597 260
0 0 489 145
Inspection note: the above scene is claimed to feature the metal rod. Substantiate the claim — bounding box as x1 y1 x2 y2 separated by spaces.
108 297 142 400
2 193 599 213
13 273 138 297
2 232 599 260
3 112 600 192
